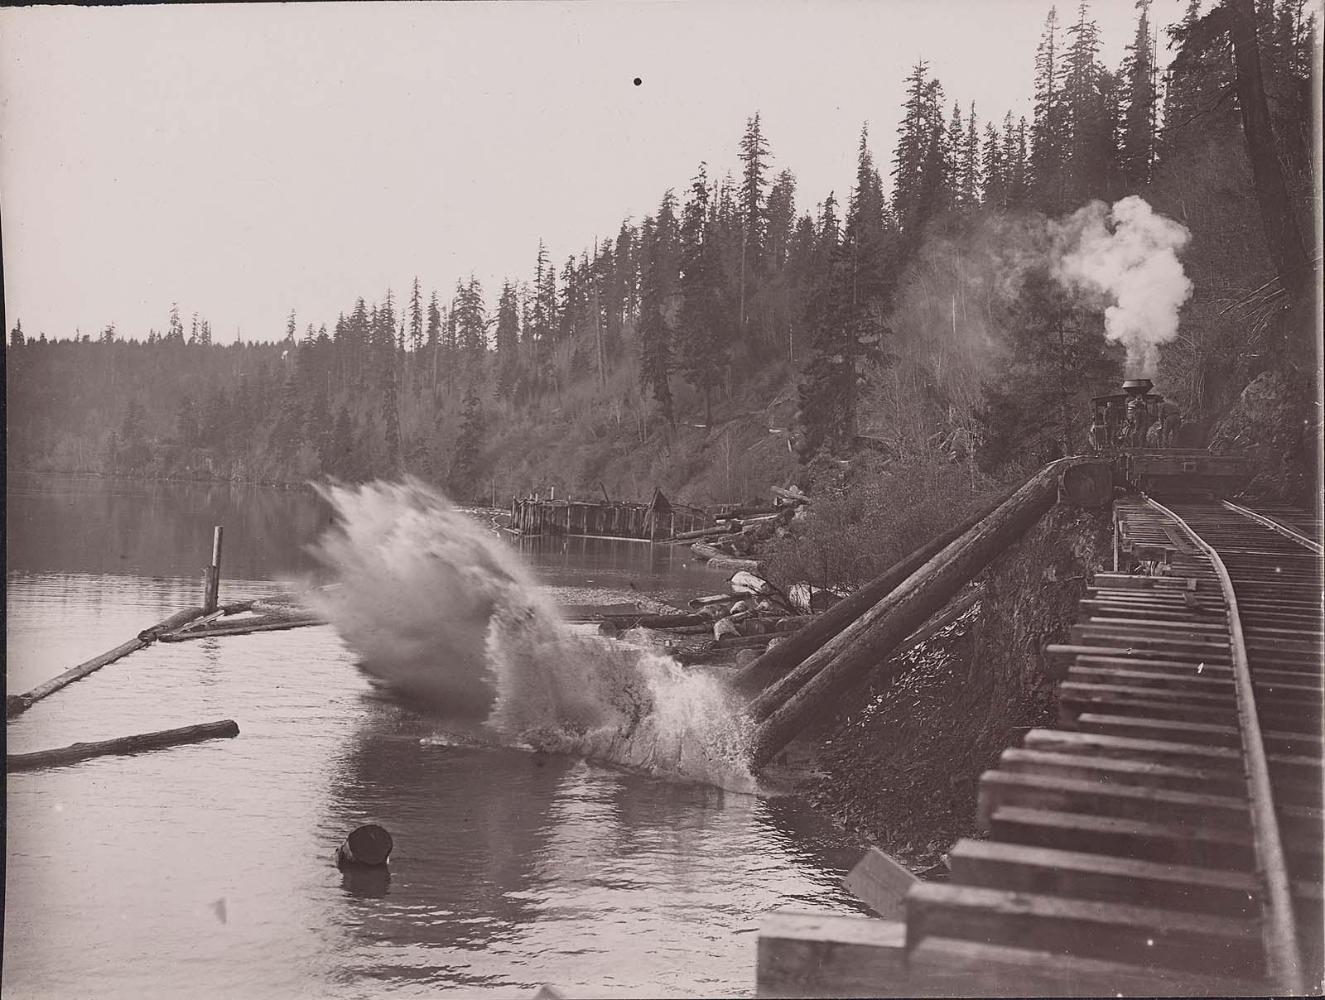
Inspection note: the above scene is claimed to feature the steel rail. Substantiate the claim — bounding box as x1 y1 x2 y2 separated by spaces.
1221 499 1323 555
1144 496 1306 994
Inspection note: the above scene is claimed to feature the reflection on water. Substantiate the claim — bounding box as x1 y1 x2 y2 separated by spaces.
5 475 867 999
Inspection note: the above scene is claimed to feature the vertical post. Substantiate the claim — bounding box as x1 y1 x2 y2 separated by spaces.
204 526 224 613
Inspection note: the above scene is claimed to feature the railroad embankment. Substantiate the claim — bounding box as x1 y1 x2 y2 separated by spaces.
802 502 1114 871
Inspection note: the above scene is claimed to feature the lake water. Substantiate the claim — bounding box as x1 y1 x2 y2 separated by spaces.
4 474 868 999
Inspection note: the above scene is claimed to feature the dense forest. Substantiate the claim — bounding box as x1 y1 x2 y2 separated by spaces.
6 0 1319 515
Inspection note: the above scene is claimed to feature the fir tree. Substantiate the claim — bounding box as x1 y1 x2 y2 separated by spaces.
1030 6 1070 213
677 163 730 426
494 280 520 397
1121 0 1158 188
9 318 24 348
408 276 424 354
737 112 770 334
638 190 680 424
450 385 484 498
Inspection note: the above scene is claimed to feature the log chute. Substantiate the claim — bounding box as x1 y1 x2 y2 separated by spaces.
748 460 1069 770
731 488 1013 699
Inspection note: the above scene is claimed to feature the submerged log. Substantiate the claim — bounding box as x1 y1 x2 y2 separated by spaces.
7 606 208 718
335 824 394 867
749 460 1067 770
731 491 1011 699
7 719 240 772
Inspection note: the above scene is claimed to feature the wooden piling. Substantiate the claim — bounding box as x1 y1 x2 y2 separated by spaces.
204 525 224 613
7 719 240 771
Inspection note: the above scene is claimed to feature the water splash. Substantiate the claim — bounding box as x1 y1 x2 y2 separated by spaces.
310 478 755 791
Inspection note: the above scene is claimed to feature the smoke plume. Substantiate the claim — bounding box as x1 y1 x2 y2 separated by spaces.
1052 195 1193 377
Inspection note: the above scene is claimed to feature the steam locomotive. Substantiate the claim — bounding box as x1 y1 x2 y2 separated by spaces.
1090 377 1247 498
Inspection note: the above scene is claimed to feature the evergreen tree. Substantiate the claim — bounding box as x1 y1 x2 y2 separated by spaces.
677 163 730 426
737 112 770 335
167 303 186 345
1030 6 1070 213
450 385 484 498
9 318 24 348
958 102 982 213
892 61 933 235
494 280 520 397
1120 0 1158 188
408 276 424 354
981 120 1007 209
328 405 354 478
638 191 680 424
1063 0 1112 203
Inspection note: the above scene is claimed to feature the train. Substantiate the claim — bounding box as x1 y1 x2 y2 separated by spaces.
1089 377 1248 498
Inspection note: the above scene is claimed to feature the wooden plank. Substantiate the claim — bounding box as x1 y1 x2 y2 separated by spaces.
755 912 909 998
1020 728 1246 770
989 805 1255 870
906 936 1267 997
976 770 1250 832
843 847 919 919
996 746 1247 797
906 882 1263 976
948 839 1257 914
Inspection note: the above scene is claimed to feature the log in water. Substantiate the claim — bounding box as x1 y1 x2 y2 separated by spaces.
7 606 207 718
7 719 240 772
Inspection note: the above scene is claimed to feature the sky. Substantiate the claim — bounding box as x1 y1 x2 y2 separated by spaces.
1 0 1192 344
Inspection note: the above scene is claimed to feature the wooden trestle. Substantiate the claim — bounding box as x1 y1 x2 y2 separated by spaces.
757 497 1323 997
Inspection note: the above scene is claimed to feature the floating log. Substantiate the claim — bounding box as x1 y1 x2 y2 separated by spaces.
137 605 208 642
749 460 1068 770
157 615 325 641
335 823 394 867
731 489 1012 699
8 606 207 718
7 719 240 772
691 542 727 561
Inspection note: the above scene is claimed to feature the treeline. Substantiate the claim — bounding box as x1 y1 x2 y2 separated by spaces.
6 0 1317 502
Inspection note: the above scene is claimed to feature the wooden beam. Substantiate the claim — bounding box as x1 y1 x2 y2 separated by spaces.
844 847 919 919
756 912 909 998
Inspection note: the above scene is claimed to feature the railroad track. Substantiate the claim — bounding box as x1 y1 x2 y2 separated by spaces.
902 497 1324 996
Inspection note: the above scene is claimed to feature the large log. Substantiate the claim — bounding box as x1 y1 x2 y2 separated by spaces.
157 615 325 641
691 542 727 561
7 606 207 718
749 461 1067 770
731 490 1011 698
673 523 738 541
7 719 240 772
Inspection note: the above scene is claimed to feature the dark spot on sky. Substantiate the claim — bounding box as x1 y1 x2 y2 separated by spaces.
633 77 642 86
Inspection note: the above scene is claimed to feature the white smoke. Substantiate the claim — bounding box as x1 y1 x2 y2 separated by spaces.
309 478 757 791
1052 195 1193 377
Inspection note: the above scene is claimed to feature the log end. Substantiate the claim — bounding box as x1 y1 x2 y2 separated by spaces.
7 694 31 718
336 824 394 867
1059 460 1114 509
